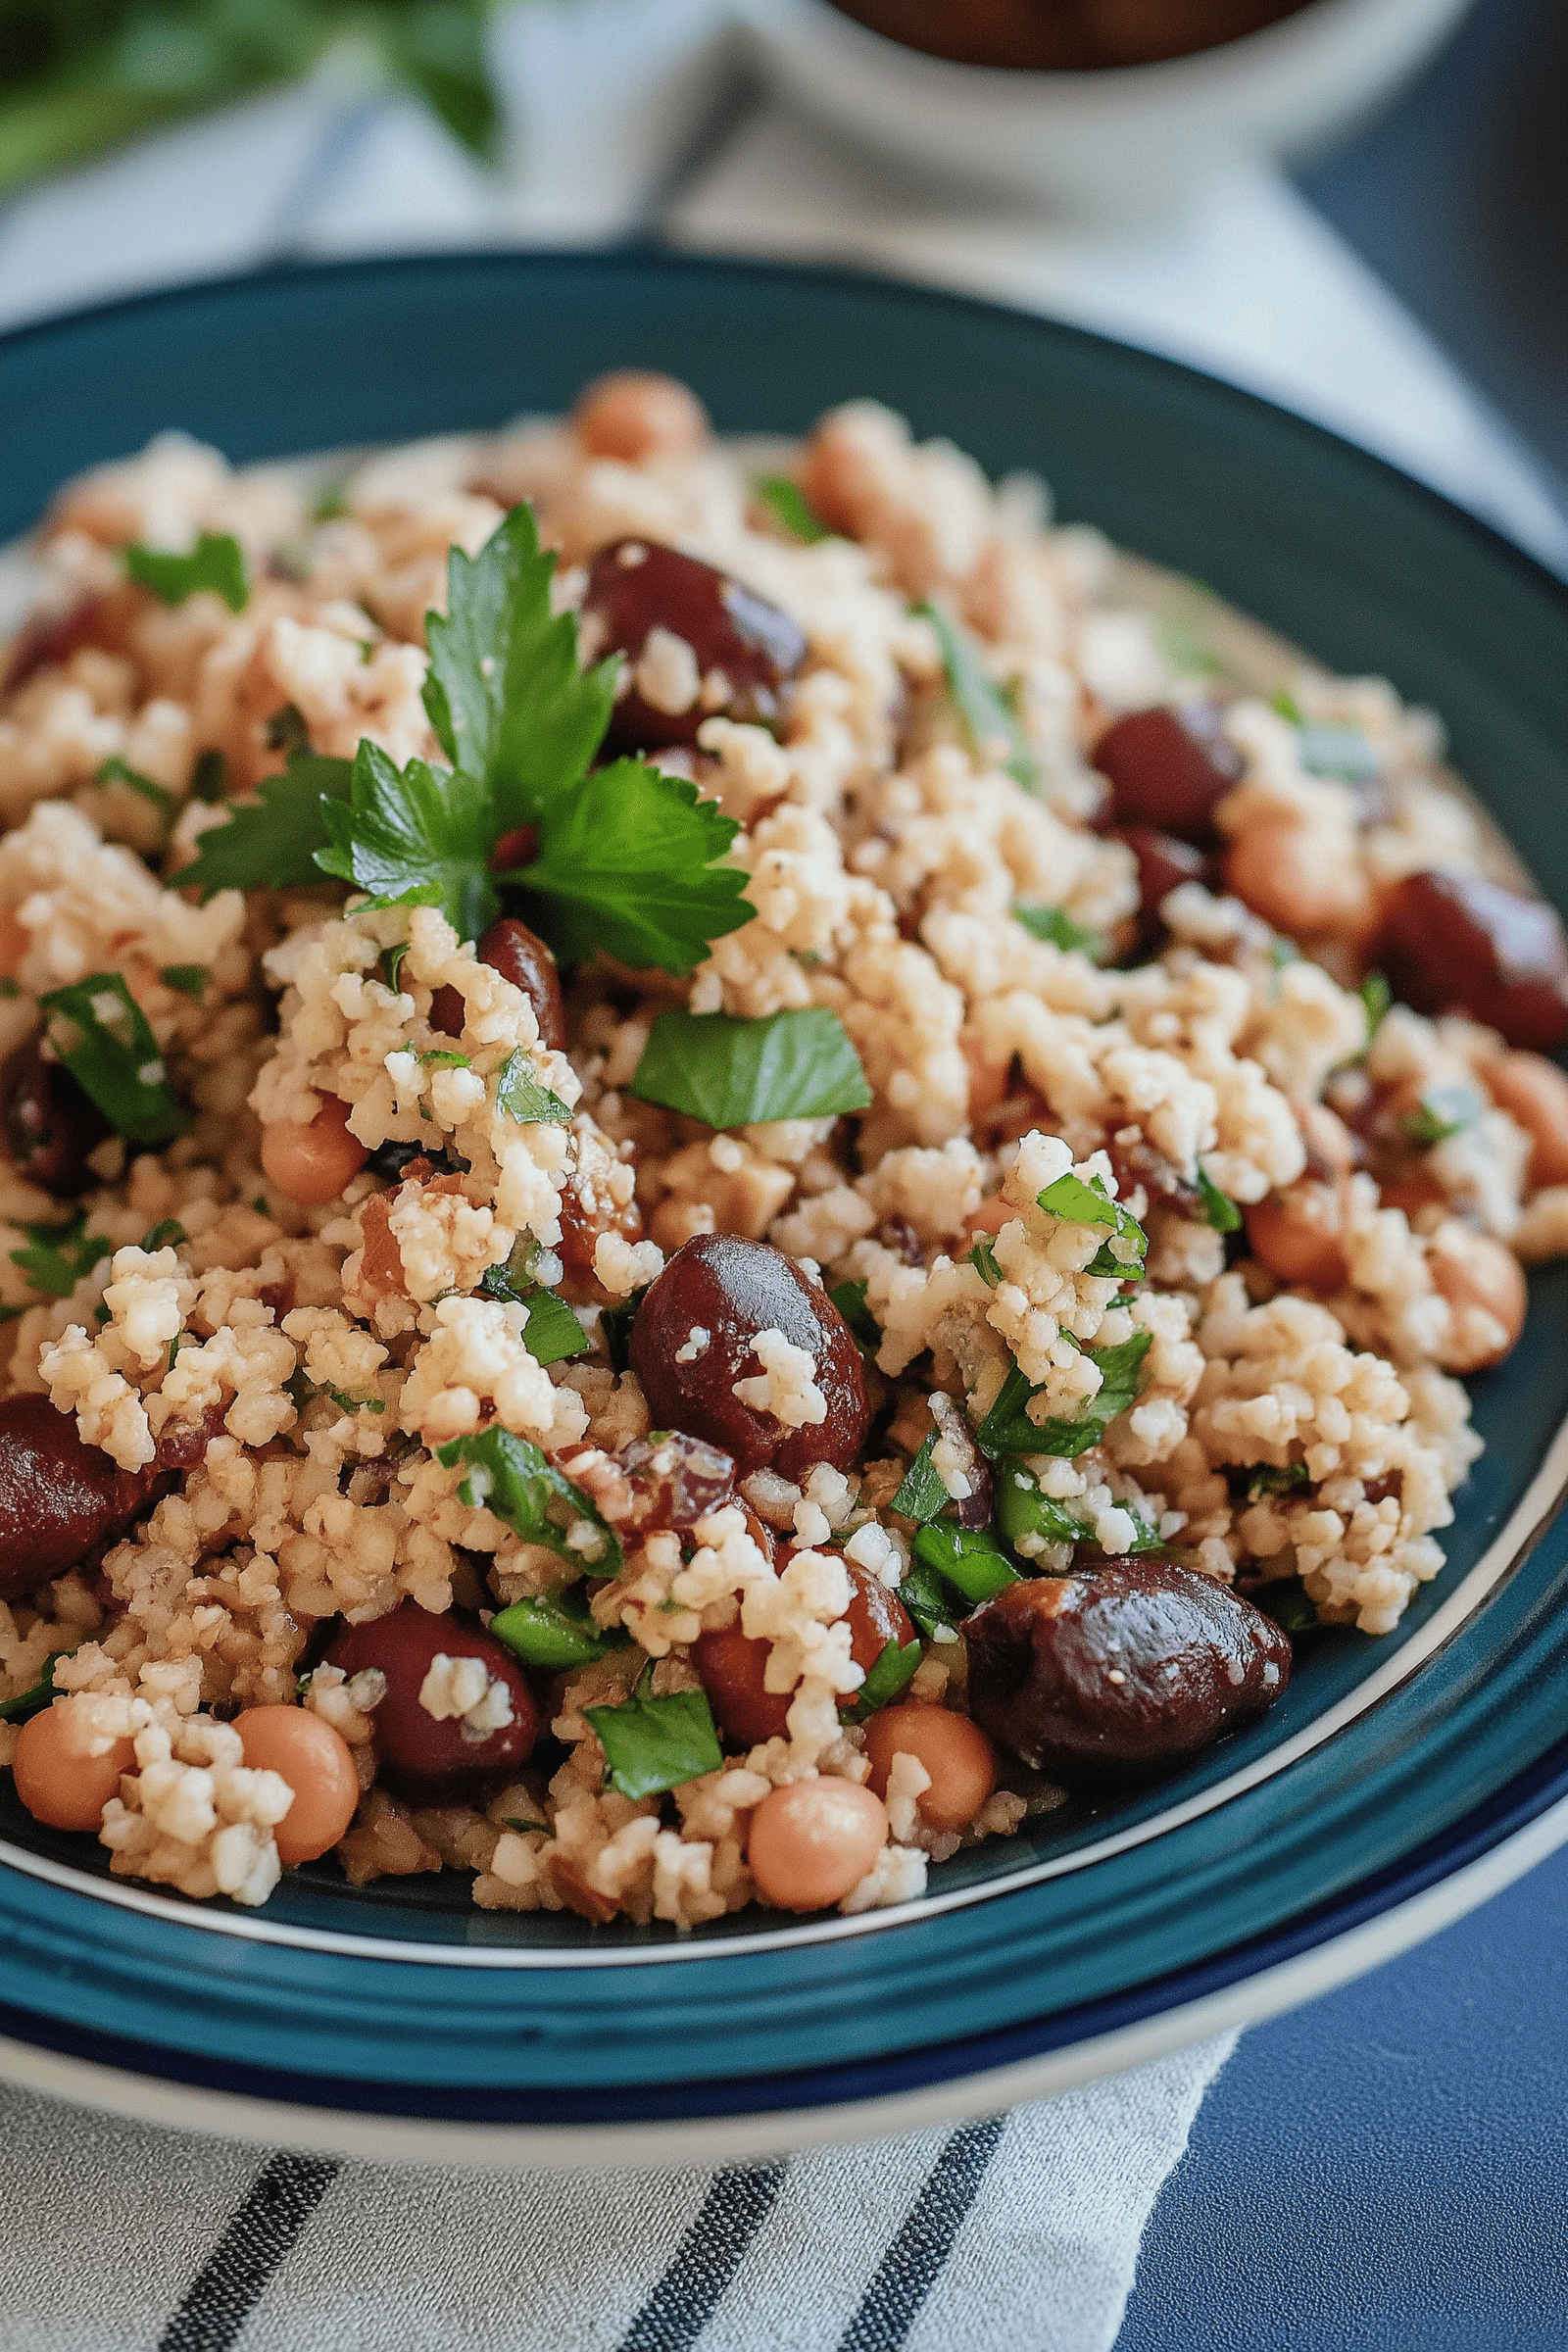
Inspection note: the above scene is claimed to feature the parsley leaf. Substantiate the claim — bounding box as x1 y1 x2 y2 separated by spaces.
967 1237 1003 1287
898 1553 958 1640
840 1636 922 1724
1197 1165 1243 1234
1035 1170 1148 1279
477 1273 589 1365
170 752 353 900
1244 1461 1312 1501
826 1277 881 1361
159 963 209 1001
436 1427 621 1577
1401 1082 1478 1150
1360 971 1392 1042
139 1218 186 1251
600 1289 647 1375
975 1328 1154 1458
504 760 750 976
495 1049 572 1126
628 1006 870 1127
0 1649 71 1723
919 597 1039 790
755 474 830 543
9 1212 111 1299
265 702 312 756
585 1667 723 1799
422 504 617 825
891 1435 951 1525
490 1589 628 1673
910 1521 1019 1606
1014 904 1101 957
38 973 185 1145
995 1464 1092 1552
1258 1582 1324 1636
126 532 248 612
1271 688 1304 723
95 755 175 828
287 1368 385 1417
317 741 499 939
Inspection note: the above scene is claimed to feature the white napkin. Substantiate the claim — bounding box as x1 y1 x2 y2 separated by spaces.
0 2040 1233 2351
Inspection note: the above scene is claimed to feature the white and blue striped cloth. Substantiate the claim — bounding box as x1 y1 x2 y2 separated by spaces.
0 2035 1233 2350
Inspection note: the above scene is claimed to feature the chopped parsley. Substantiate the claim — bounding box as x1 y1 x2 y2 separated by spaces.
897 1552 958 1640
910 1521 1019 1606
600 1288 647 1375
265 702 312 755
490 1589 628 1673
159 963 210 1001
1197 1165 1243 1235
1243 1462 1311 1501
890 1434 950 1525
967 1237 1003 1287
919 598 1039 790
125 531 248 612
38 972 186 1146
1259 1582 1325 1636
474 1253 589 1366
1271 688 1304 723
494 1049 572 1126
628 1006 871 1128
1035 1170 1148 1279
1401 1083 1478 1151
139 1218 185 1251
286 1369 384 1417
1360 970 1392 1042
994 1465 1093 1552
379 940 411 994
436 1426 621 1578
8 1212 110 1299
1013 903 1102 957
190 750 227 802
755 474 830 543
418 1048 471 1069
170 750 353 900
585 1664 723 1800
826 1276 881 1360
975 1328 1154 1459
840 1635 922 1724
317 740 501 942
0 1650 70 1723
95 755 175 828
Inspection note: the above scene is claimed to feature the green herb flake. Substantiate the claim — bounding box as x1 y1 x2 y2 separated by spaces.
629 1006 870 1128
1271 688 1304 723
473 1264 589 1367
995 1464 1092 1554
0 1650 71 1723
159 963 209 1001
1013 903 1102 957
287 1368 384 1417
1401 1083 1479 1151
1245 1462 1311 1501
419 1048 471 1069
265 702 312 755
1035 1170 1148 1279
840 1636 922 1724
95 755 175 826
910 1521 1020 1606
490 1590 628 1674
9 1213 112 1300
139 1219 185 1252
316 740 499 941
1298 724 1381 784
495 1048 572 1126
600 1289 646 1376
755 473 830 543
890 1434 951 1526
436 1427 621 1578
897 1553 957 1641
190 750 227 803
1260 1581 1326 1636
585 1667 722 1801
1197 1165 1243 1235
825 1276 881 1362
919 598 1039 790
976 1328 1154 1459
379 941 411 994
1360 970 1392 1042
38 972 186 1146
126 531 248 612
967 1237 1003 1288
170 751 353 900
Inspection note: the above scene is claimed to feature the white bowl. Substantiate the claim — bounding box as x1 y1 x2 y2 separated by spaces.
737 0 1478 219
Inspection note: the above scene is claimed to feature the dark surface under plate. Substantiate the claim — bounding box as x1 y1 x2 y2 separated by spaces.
3 250 1568 2128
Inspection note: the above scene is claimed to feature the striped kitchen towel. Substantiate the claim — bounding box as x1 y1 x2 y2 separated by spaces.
0 2034 1231 2351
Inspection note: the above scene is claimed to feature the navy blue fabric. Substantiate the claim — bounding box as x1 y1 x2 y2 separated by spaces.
1116 1842 1568 2351
159 2152 339 2351
618 2165 788 2352
837 2118 1007 2351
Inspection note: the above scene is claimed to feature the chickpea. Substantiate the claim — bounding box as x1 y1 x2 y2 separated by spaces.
1223 818 1372 938
235 1705 360 1865
1245 1178 1349 1292
747 1778 888 1912
1482 1052 1568 1188
12 1702 135 1833
260 1093 369 1206
1431 1236 1527 1372
573 371 710 465
863 1704 997 1833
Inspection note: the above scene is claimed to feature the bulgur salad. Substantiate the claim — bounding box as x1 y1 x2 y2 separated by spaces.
1 371 1565 1930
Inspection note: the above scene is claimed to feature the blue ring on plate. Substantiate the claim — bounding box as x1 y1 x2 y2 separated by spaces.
3 249 1568 2127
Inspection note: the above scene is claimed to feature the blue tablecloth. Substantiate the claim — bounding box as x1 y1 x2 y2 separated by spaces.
1118 1838 1568 2350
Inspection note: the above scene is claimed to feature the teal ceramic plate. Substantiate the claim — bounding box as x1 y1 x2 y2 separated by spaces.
4 252 1568 2162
